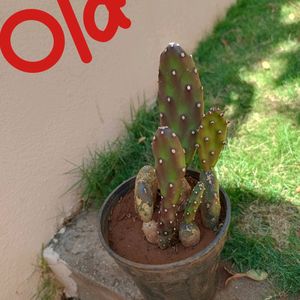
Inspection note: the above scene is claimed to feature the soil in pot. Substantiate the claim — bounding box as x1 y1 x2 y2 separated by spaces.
108 178 217 265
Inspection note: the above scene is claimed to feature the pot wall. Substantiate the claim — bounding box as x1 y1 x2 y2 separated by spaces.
99 171 231 300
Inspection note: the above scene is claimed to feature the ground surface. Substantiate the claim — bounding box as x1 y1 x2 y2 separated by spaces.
49 211 287 300
74 0 300 295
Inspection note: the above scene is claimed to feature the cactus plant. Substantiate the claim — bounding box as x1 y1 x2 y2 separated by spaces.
158 43 204 166
134 42 228 249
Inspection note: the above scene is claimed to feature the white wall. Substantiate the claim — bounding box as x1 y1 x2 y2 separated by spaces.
0 0 234 298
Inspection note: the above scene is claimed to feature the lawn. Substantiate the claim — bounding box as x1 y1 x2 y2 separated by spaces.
75 0 300 295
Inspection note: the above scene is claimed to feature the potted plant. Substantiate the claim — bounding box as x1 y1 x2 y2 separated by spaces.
98 43 231 300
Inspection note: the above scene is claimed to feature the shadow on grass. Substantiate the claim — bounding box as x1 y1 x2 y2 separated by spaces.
222 185 300 294
194 0 300 135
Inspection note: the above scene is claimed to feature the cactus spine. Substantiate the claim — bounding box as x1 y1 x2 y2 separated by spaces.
158 43 204 166
152 126 186 249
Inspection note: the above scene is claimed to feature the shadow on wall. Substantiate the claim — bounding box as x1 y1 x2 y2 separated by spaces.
194 0 300 135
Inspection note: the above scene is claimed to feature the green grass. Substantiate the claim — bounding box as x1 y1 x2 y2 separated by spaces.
75 0 300 295
73 105 158 206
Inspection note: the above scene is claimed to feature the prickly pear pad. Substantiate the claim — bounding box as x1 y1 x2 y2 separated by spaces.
197 109 228 171
152 126 186 248
152 126 186 202
158 43 204 165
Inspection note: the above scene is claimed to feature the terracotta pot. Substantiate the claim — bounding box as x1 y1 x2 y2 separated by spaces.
98 170 231 300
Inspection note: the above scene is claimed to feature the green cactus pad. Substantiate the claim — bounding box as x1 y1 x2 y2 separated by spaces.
158 43 204 165
197 108 228 171
134 165 157 222
152 126 186 249
199 170 221 230
183 182 205 224
152 126 186 199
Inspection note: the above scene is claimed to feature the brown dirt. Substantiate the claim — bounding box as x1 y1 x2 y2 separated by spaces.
108 187 216 265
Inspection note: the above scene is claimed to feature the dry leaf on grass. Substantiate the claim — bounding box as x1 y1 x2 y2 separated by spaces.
138 136 146 144
225 266 268 287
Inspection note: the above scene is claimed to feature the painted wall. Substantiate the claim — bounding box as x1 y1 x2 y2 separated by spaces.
0 0 234 298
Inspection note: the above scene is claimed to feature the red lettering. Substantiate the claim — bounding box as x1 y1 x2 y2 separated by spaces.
0 1 131 73
84 0 131 42
57 0 92 63
0 9 65 73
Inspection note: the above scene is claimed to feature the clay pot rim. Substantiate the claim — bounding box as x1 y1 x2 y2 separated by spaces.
98 169 231 271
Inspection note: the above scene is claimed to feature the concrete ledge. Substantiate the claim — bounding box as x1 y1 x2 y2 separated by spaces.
44 211 142 300
44 211 276 300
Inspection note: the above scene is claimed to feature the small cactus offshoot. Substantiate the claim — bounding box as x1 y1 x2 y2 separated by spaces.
158 43 204 166
199 170 221 230
179 182 205 247
152 126 186 249
134 165 157 222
